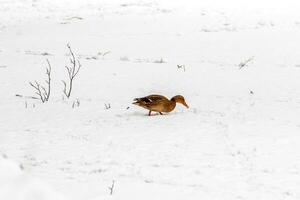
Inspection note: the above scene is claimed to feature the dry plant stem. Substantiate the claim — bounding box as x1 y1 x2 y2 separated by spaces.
177 64 186 71
63 44 81 98
239 56 254 69
108 180 115 195
102 51 110 57
29 59 51 103
105 103 111 109
45 59 51 100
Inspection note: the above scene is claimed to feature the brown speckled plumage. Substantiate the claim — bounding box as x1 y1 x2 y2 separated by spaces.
133 94 189 116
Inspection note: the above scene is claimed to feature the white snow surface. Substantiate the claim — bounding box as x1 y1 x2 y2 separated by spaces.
0 156 66 200
1 0 300 199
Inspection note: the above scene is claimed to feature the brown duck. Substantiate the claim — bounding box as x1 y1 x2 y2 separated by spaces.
133 94 189 116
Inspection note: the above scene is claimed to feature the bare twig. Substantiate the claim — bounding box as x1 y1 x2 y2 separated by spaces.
62 44 82 98
102 51 111 57
104 103 111 110
72 99 80 108
177 64 186 72
45 59 51 100
28 60 51 103
98 51 111 57
154 58 165 63
62 80 67 97
29 81 44 102
15 94 39 100
239 56 254 69
108 180 115 195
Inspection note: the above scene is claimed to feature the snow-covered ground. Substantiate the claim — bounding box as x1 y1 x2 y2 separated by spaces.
1 0 300 199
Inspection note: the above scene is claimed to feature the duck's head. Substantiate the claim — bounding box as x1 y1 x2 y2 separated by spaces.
171 95 189 108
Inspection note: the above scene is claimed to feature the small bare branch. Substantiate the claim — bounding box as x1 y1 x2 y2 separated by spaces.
102 51 111 57
105 103 111 110
29 81 45 103
72 99 80 108
62 44 82 98
73 60 81 77
239 56 254 69
108 180 115 195
177 64 186 72
15 94 39 100
62 80 68 97
28 60 52 103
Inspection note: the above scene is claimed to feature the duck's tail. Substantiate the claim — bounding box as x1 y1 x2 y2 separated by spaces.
132 98 140 105
132 97 151 107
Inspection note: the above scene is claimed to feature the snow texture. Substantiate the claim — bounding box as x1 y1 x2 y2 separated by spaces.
1 0 300 199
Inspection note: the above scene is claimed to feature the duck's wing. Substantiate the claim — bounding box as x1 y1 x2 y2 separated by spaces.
133 94 168 106
145 94 168 102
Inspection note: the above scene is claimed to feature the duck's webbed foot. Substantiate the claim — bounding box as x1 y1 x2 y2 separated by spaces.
159 112 163 115
148 110 152 116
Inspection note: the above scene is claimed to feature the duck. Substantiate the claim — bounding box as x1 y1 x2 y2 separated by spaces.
132 94 189 116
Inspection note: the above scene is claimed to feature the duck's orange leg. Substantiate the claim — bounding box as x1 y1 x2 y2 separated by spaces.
148 110 152 116
159 112 163 115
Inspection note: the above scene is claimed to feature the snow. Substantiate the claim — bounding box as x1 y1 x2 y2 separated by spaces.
0 156 67 200
1 0 300 199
